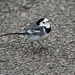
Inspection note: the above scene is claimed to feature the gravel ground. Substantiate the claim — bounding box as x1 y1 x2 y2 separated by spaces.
0 0 75 75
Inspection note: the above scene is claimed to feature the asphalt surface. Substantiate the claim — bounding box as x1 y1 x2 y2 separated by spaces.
0 0 75 75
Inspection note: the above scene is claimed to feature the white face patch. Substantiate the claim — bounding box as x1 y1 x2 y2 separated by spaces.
43 18 49 22
39 18 51 28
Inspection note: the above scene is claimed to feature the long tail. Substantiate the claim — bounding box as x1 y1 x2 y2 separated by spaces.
0 32 26 37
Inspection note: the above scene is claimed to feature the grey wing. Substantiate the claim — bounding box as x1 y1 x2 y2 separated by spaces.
22 23 44 35
27 25 45 35
22 23 45 35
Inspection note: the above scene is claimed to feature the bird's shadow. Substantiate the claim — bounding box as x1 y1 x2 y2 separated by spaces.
31 46 49 54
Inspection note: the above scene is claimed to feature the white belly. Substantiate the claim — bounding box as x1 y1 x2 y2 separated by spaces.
24 33 49 42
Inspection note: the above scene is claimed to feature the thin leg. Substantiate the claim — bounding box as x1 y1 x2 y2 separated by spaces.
30 42 36 54
30 42 34 48
37 41 44 48
26 42 34 49
37 41 48 53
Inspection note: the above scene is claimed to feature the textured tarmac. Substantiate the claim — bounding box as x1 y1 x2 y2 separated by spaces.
0 0 75 75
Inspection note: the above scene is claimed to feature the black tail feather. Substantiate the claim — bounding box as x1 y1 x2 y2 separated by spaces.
0 32 26 37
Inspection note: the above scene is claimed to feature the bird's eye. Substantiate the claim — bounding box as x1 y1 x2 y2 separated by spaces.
43 22 45 24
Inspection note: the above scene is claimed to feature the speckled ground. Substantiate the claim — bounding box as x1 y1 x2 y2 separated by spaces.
0 0 75 75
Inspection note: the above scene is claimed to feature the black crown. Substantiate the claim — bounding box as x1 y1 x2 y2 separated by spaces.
36 18 44 25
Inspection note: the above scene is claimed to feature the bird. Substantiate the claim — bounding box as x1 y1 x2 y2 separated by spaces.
1 18 51 49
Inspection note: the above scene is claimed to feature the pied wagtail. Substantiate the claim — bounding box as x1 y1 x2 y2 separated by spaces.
1 18 51 48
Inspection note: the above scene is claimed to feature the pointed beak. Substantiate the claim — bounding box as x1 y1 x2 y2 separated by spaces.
48 19 52 22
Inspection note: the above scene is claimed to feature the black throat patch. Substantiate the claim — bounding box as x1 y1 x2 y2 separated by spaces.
44 27 51 33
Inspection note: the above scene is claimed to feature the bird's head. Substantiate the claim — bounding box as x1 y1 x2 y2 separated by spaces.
36 18 51 28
